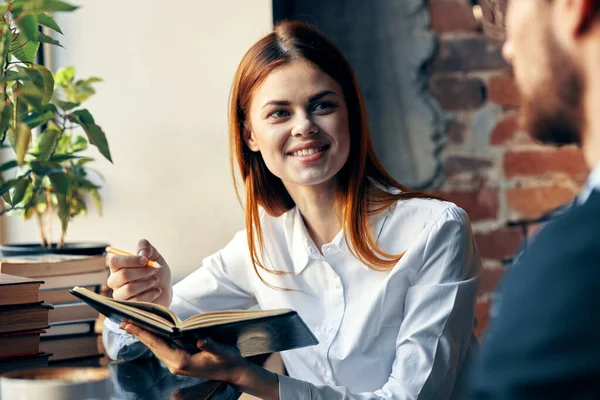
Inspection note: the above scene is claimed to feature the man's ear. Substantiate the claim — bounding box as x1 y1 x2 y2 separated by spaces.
575 0 598 34
243 124 260 152
555 0 597 38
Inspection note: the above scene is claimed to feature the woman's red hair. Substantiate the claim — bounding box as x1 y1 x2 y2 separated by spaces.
229 21 434 283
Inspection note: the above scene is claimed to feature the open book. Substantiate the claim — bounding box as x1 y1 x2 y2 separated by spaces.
70 286 318 357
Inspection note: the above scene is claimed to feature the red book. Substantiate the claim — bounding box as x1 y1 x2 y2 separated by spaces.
0 329 45 358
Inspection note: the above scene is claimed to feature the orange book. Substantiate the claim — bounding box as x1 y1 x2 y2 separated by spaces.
0 302 53 334
0 255 106 278
0 274 42 306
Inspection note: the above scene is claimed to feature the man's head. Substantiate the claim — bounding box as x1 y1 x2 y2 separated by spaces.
486 0 600 146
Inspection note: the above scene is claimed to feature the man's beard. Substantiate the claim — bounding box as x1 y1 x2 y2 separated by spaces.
521 33 584 146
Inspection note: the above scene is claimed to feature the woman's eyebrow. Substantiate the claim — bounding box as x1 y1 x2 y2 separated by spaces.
261 90 338 109
309 90 337 102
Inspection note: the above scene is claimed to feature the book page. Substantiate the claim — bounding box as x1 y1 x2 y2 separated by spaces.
180 309 291 330
71 287 177 328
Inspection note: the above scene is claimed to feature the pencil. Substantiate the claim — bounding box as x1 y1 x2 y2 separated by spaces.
105 246 162 269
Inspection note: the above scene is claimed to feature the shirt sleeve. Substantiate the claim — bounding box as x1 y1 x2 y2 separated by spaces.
103 230 259 361
278 206 481 399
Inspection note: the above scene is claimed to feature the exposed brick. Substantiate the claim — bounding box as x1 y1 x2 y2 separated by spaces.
475 228 523 260
447 155 494 176
433 188 499 221
479 266 505 295
429 0 479 33
431 37 509 73
504 146 589 179
490 111 533 145
488 73 520 106
475 298 491 338
430 76 486 110
447 119 466 143
506 186 576 220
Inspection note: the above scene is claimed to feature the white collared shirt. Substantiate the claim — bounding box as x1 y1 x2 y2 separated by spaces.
578 162 600 204
104 198 481 399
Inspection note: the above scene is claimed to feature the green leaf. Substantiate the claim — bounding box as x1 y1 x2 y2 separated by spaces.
14 124 32 165
12 0 79 13
16 14 39 42
55 100 80 111
85 77 102 84
28 160 46 175
15 67 53 111
3 190 13 206
54 66 75 86
16 82 42 111
37 32 62 48
0 160 18 172
26 64 54 104
77 178 99 190
70 194 86 217
71 135 87 152
1 70 29 82
23 108 54 128
83 124 111 162
0 102 13 141
69 109 94 125
49 171 69 194
75 157 94 166
1 26 13 63
6 128 16 150
48 153 80 162
56 193 69 235
11 177 30 205
37 13 63 34
0 179 17 197
68 109 111 162
90 187 102 215
35 127 61 160
11 34 39 63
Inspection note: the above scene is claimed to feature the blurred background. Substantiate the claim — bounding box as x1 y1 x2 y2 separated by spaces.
0 0 587 338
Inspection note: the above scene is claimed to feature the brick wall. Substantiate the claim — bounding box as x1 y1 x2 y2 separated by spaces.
428 0 589 337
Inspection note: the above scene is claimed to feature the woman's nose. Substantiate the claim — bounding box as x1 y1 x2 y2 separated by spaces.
291 114 319 137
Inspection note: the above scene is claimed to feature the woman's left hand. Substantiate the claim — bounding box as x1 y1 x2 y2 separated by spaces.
120 322 248 384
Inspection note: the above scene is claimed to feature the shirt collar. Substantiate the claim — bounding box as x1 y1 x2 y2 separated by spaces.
578 161 600 204
288 207 311 275
287 203 393 275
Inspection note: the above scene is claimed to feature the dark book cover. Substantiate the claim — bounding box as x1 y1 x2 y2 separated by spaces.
71 288 318 357
0 351 51 374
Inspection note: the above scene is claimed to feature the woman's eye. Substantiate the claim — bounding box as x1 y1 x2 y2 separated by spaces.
268 109 290 119
312 101 337 113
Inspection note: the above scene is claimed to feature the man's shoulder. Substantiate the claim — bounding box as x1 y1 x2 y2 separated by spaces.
525 191 600 261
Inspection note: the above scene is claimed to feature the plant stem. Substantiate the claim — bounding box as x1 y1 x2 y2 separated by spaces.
35 209 47 247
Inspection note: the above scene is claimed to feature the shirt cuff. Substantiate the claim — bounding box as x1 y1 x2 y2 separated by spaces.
102 318 151 361
278 374 312 400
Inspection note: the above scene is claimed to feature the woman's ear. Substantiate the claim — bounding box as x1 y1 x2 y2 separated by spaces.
243 124 260 152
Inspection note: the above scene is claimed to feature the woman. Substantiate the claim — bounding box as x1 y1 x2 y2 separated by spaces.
104 21 481 399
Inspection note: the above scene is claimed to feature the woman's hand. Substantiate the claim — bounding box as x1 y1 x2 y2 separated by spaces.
120 322 247 382
107 239 173 308
121 322 280 399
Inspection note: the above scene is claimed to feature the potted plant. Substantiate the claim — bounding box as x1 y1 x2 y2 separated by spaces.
0 0 112 256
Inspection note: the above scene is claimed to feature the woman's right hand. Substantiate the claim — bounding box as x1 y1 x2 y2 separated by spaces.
106 239 173 308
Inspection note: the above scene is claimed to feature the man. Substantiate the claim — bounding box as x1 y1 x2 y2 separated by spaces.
472 0 600 398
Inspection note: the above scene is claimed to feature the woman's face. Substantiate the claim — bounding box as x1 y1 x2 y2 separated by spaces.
245 60 350 192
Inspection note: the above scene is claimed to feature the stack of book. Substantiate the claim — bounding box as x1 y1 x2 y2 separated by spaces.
0 274 52 373
0 255 108 364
